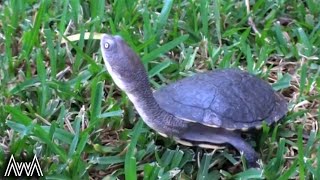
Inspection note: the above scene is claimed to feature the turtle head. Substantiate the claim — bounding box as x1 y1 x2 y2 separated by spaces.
100 34 148 92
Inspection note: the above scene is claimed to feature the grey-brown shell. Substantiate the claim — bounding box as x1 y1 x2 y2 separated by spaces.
154 69 287 130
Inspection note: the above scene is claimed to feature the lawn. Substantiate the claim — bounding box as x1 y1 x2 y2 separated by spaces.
0 0 319 179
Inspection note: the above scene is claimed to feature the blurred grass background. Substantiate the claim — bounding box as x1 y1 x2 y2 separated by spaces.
0 0 319 179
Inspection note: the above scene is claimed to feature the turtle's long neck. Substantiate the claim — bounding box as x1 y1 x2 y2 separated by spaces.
110 64 186 136
126 80 188 137
125 79 166 128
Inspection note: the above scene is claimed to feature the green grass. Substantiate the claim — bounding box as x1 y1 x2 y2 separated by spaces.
0 0 319 179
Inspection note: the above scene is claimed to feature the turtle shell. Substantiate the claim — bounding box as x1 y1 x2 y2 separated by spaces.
154 69 287 130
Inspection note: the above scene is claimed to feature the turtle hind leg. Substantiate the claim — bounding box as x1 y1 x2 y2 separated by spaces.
226 136 260 168
180 125 260 168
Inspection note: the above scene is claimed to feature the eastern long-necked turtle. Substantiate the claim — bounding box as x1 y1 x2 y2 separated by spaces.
100 34 288 167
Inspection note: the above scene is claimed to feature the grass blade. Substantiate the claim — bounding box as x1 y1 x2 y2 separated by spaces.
90 79 104 125
125 120 144 180
154 0 173 38
44 29 57 78
99 110 123 118
213 0 221 45
200 0 209 38
148 60 172 78
36 50 48 116
22 1 46 58
297 28 312 56
278 159 299 180
234 168 263 179
297 126 306 180
272 73 292 91
5 106 68 162
61 34 101 72
90 156 124 165
142 35 189 63
197 153 213 180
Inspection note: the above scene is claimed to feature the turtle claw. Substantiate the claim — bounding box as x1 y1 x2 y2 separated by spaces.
242 151 261 168
247 159 260 168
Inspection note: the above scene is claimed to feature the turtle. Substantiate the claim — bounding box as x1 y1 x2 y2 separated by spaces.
100 34 288 167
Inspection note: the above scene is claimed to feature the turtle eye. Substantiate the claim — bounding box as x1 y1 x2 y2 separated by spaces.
104 42 110 49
